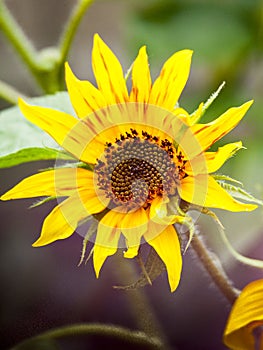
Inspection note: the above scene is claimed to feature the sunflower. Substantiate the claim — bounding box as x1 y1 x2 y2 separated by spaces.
0 34 257 292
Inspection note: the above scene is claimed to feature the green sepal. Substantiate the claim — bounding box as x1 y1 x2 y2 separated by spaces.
114 248 166 290
189 82 225 124
78 217 98 266
213 174 243 186
30 196 57 209
77 162 94 171
217 181 263 206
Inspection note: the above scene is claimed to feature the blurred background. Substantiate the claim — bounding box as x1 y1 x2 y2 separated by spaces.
1 0 263 349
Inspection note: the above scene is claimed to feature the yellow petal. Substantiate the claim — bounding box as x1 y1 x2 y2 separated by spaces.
149 49 193 110
130 46 151 103
149 196 168 219
172 107 193 126
121 208 148 258
0 168 94 200
78 187 110 215
80 104 121 145
144 223 182 292
189 101 253 158
179 175 257 212
92 34 128 105
205 141 243 173
33 196 88 246
65 62 107 118
223 279 263 350
184 141 243 175
93 209 122 277
19 98 76 144
18 98 101 164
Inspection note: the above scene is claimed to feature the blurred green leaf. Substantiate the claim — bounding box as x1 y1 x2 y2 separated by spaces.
127 4 252 67
14 338 59 350
0 147 74 169
29 92 74 113
0 92 75 167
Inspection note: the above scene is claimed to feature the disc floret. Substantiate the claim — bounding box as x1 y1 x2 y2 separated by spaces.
95 128 186 209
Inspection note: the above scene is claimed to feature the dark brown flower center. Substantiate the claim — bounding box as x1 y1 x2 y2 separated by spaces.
95 129 185 208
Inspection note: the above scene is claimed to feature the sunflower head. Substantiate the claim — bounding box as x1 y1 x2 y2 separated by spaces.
0 34 257 292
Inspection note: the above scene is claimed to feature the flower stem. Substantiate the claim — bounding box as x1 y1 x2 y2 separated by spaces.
0 0 60 93
0 0 39 70
191 233 240 304
0 80 27 105
10 323 162 350
0 0 93 95
54 0 94 89
114 255 173 350
59 0 94 64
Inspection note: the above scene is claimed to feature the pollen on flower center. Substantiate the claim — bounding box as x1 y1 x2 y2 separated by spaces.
94 129 186 208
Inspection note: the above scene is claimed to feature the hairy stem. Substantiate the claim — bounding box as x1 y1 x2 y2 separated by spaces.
191 233 240 304
10 323 162 350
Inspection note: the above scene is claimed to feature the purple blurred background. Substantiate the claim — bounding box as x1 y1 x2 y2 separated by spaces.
1 1 263 349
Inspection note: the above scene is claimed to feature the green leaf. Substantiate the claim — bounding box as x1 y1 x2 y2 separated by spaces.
28 92 75 113
0 147 75 169
0 92 75 167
